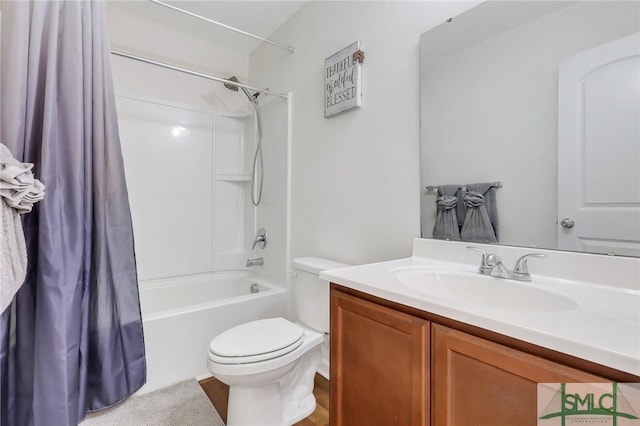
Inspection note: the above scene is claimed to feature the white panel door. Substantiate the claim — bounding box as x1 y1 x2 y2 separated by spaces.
558 33 640 256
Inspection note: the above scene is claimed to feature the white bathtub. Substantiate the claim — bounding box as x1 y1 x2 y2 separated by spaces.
137 270 288 394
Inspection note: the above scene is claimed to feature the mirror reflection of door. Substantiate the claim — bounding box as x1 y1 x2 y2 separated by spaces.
558 32 640 256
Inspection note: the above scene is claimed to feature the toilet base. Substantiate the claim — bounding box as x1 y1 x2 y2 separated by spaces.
226 384 317 426
227 383 284 426
223 344 322 426
282 393 316 425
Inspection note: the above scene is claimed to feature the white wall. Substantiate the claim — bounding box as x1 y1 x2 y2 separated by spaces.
420 1 640 248
250 1 477 266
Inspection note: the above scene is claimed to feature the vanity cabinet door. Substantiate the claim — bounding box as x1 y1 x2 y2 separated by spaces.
431 324 606 426
330 289 430 426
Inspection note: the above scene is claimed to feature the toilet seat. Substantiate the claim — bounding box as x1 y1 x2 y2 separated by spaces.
209 318 305 364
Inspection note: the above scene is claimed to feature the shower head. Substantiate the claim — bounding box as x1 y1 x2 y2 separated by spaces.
223 76 259 104
224 76 240 92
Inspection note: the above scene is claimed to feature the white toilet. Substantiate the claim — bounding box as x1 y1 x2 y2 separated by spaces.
207 257 349 426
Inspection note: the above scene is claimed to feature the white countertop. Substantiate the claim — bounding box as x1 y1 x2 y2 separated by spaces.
320 239 640 376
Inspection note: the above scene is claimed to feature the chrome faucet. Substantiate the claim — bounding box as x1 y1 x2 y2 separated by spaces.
512 253 548 281
467 247 546 282
252 228 267 250
246 257 264 267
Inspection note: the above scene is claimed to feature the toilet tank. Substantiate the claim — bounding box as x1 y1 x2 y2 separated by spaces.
292 257 351 333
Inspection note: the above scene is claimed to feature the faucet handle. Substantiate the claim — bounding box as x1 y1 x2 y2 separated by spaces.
513 253 547 276
485 253 501 266
467 246 487 262
467 246 498 274
252 228 267 250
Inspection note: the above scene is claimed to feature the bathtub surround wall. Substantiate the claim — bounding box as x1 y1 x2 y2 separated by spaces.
116 97 255 277
251 96 292 284
249 1 478 266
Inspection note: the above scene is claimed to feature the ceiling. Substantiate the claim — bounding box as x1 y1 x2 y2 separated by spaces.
108 1 307 54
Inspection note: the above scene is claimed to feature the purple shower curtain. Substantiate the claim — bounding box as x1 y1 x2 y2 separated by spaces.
0 1 146 425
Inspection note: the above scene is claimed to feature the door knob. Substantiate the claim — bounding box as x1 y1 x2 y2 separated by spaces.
560 218 575 228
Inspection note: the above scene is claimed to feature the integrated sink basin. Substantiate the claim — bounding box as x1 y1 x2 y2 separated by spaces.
393 268 577 312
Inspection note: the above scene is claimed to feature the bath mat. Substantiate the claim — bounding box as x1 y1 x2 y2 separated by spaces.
81 379 225 426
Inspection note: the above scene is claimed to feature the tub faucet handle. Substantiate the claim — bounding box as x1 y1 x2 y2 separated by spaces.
252 228 267 250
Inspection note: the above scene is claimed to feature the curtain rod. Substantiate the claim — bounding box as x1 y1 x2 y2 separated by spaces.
149 0 295 53
110 49 288 100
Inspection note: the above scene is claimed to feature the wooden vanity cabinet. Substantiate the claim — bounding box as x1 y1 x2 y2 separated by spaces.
330 286 635 426
330 289 430 426
431 324 604 426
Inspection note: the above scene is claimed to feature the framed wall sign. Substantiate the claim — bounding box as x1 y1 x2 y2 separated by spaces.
324 41 364 118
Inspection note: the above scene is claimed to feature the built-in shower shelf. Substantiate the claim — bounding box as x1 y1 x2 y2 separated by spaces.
216 173 252 182
216 111 253 119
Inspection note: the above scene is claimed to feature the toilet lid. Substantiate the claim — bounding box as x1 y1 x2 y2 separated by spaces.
209 318 304 364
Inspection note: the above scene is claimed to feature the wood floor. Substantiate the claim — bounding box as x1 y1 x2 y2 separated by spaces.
199 374 329 426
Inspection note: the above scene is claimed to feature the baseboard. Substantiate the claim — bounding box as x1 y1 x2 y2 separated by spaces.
317 360 329 379
195 372 213 381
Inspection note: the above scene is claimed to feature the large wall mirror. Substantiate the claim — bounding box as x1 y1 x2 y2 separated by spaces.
420 1 640 257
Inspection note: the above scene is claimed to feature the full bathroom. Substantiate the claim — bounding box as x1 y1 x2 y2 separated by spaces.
0 1 638 426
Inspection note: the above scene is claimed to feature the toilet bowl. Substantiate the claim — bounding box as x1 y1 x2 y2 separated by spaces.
207 257 350 426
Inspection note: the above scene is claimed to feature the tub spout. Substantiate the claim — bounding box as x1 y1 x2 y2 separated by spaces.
246 257 264 267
